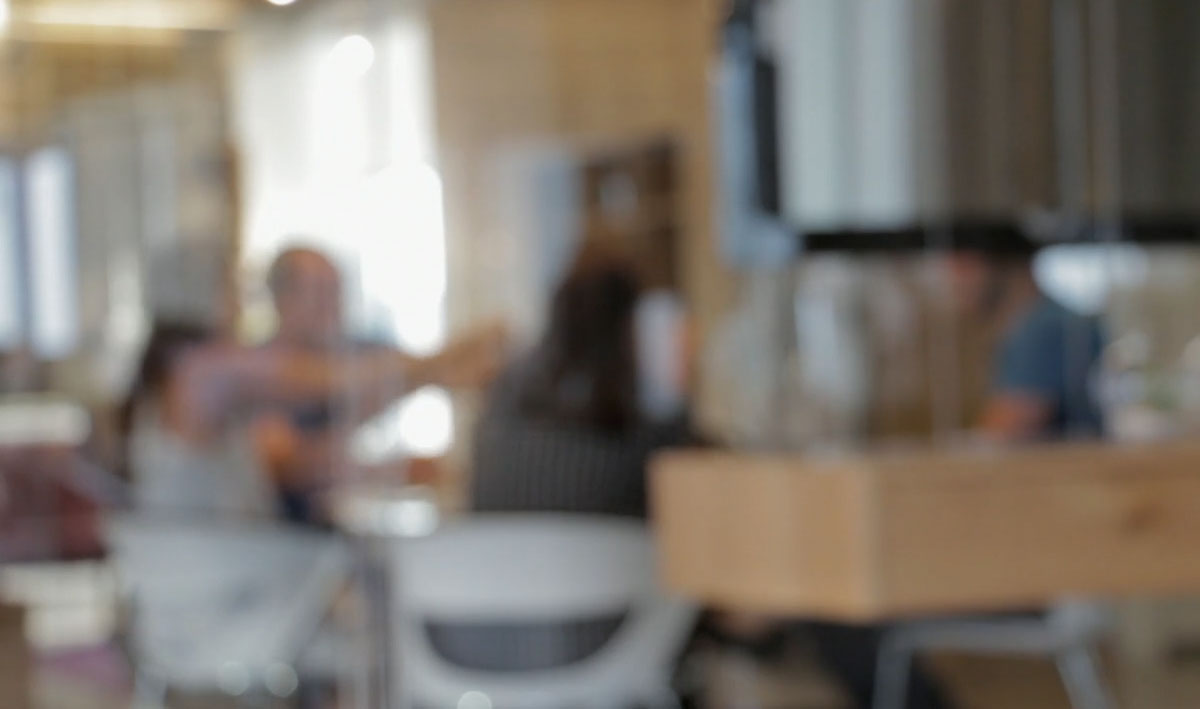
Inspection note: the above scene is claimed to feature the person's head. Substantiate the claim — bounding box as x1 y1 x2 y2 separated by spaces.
267 246 344 348
522 241 644 432
946 249 1037 317
119 320 213 433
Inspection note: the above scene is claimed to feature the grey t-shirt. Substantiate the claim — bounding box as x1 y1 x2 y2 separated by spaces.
993 297 1105 437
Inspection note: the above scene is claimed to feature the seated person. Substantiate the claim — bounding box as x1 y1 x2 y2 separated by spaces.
471 241 696 518
440 243 697 675
949 248 1105 441
807 249 1106 709
252 246 464 525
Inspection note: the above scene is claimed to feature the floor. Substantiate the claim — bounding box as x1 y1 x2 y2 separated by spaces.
26 650 1200 709
13 563 1200 709
18 552 1200 708
704 649 1200 709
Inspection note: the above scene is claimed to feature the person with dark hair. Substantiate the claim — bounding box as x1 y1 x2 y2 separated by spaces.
118 321 212 469
119 323 213 431
438 242 694 678
948 249 1105 440
795 250 1102 709
122 320 274 516
471 241 694 517
796 248 1107 709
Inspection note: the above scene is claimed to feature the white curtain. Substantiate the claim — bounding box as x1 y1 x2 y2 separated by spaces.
231 2 452 457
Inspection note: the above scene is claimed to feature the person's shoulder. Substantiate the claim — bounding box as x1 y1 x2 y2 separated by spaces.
1056 298 1103 331
1025 297 1096 331
1015 298 1104 360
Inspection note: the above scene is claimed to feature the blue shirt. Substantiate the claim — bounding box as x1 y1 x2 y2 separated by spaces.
993 297 1105 437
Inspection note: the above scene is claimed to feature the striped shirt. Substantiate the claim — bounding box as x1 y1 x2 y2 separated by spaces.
471 360 693 519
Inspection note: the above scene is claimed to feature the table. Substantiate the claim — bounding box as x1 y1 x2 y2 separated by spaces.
652 441 1200 620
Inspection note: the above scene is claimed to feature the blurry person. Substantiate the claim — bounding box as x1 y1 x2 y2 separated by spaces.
253 246 494 524
254 246 365 523
441 242 696 678
121 319 502 519
948 248 1105 441
120 322 268 516
800 247 1108 709
471 241 696 517
265 247 346 352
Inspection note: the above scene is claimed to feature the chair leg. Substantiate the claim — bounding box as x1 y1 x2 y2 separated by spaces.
872 639 912 709
1057 646 1114 709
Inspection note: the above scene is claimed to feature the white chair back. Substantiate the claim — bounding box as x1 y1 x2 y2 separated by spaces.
106 516 351 694
392 515 697 709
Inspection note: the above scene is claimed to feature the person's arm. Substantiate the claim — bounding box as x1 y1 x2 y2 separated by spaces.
255 418 437 491
977 311 1062 443
173 324 507 441
336 321 509 427
173 346 418 439
977 394 1054 442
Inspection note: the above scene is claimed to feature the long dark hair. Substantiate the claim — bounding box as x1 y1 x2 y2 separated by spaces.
520 242 643 433
118 320 212 437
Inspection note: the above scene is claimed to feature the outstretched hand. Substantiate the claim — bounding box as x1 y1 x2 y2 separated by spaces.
433 321 510 390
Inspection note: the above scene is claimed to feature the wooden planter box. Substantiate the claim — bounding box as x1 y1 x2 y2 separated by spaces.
651 442 1200 620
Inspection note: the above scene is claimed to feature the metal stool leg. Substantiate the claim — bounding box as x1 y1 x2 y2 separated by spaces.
1057 645 1114 709
873 638 913 709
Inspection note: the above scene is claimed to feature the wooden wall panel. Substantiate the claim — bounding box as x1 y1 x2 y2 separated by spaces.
0 40 194 146
429 0 732 341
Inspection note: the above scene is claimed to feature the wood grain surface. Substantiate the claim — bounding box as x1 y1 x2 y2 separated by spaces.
652 442 1200 620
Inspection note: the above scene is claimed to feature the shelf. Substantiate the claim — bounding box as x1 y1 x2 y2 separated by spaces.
797 216 1200 255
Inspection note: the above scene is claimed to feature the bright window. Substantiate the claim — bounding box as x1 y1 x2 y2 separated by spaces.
234 12 451 457
0 159 22 349
24 148 78 359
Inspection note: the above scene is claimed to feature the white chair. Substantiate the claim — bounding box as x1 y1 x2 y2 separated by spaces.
874 602 1114 709
391 515 698 709
105 516 353 707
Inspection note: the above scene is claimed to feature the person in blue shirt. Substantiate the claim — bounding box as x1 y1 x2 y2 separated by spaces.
948 248 1105 441
805 248 1106 709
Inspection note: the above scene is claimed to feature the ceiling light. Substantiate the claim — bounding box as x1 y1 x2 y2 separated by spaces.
266 0 298 6
0 0 10 28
